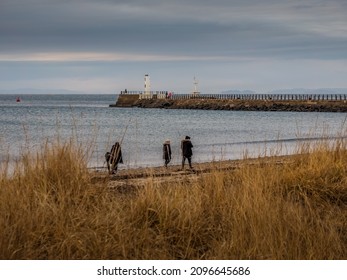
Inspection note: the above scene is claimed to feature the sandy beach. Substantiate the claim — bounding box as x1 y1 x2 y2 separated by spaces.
91 155 294 190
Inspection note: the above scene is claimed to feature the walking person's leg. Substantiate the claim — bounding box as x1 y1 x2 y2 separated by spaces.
107 161 110 173
111 158 120 174
111 164 117 174
187 157 193 169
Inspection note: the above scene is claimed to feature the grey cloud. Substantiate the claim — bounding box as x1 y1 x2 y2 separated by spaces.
1 0 347 60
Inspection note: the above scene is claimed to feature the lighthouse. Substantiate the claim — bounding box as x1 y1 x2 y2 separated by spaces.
144 74 151 95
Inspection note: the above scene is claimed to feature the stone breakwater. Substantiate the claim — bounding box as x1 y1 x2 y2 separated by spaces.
110 95 347 112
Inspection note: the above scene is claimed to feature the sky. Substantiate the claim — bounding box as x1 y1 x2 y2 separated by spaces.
1 0 347 94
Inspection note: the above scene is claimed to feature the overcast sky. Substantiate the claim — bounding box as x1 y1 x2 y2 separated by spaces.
1 0 347 93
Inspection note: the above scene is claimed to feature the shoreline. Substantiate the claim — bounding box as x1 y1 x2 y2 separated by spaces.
90 154 297 188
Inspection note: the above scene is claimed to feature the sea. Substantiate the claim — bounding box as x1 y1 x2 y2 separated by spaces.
0 94 346 171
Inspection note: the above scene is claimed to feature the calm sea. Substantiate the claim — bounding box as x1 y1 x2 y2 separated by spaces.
0 94 346 170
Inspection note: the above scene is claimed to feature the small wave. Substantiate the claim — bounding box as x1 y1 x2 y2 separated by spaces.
205 135 347 147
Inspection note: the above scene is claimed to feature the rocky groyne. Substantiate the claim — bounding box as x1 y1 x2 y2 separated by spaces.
110 95 347 112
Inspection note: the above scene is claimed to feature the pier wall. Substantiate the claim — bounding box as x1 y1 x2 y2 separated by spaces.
110 94 347 112
112 94 139 107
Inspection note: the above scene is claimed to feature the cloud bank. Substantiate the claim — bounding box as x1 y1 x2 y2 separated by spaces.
1 0 347 92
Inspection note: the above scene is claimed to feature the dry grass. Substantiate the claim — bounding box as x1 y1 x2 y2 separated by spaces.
0 139 346 259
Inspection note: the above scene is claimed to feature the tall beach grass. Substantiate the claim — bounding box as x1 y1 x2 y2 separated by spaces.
0 137 346 259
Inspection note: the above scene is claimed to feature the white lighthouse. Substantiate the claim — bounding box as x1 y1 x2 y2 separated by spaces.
144 74 151 96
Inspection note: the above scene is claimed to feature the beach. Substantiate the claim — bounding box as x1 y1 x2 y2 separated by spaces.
92 155 292 190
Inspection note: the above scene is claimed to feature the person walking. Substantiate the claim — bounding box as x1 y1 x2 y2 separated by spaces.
181 136 193 170
163 139 172 168
105 142 123 174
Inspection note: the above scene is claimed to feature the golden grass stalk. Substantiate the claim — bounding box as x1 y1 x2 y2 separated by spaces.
0 138 346 259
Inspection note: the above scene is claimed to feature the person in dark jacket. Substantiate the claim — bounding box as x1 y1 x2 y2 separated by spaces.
105 142 123 174
181 136 193 170
163 139 172 168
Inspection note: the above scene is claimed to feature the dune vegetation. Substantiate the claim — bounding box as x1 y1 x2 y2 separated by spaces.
0 138 346 259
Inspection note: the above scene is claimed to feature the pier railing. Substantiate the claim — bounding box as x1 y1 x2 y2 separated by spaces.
119 91 347 101
120 91 171 100
171 93 347 101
